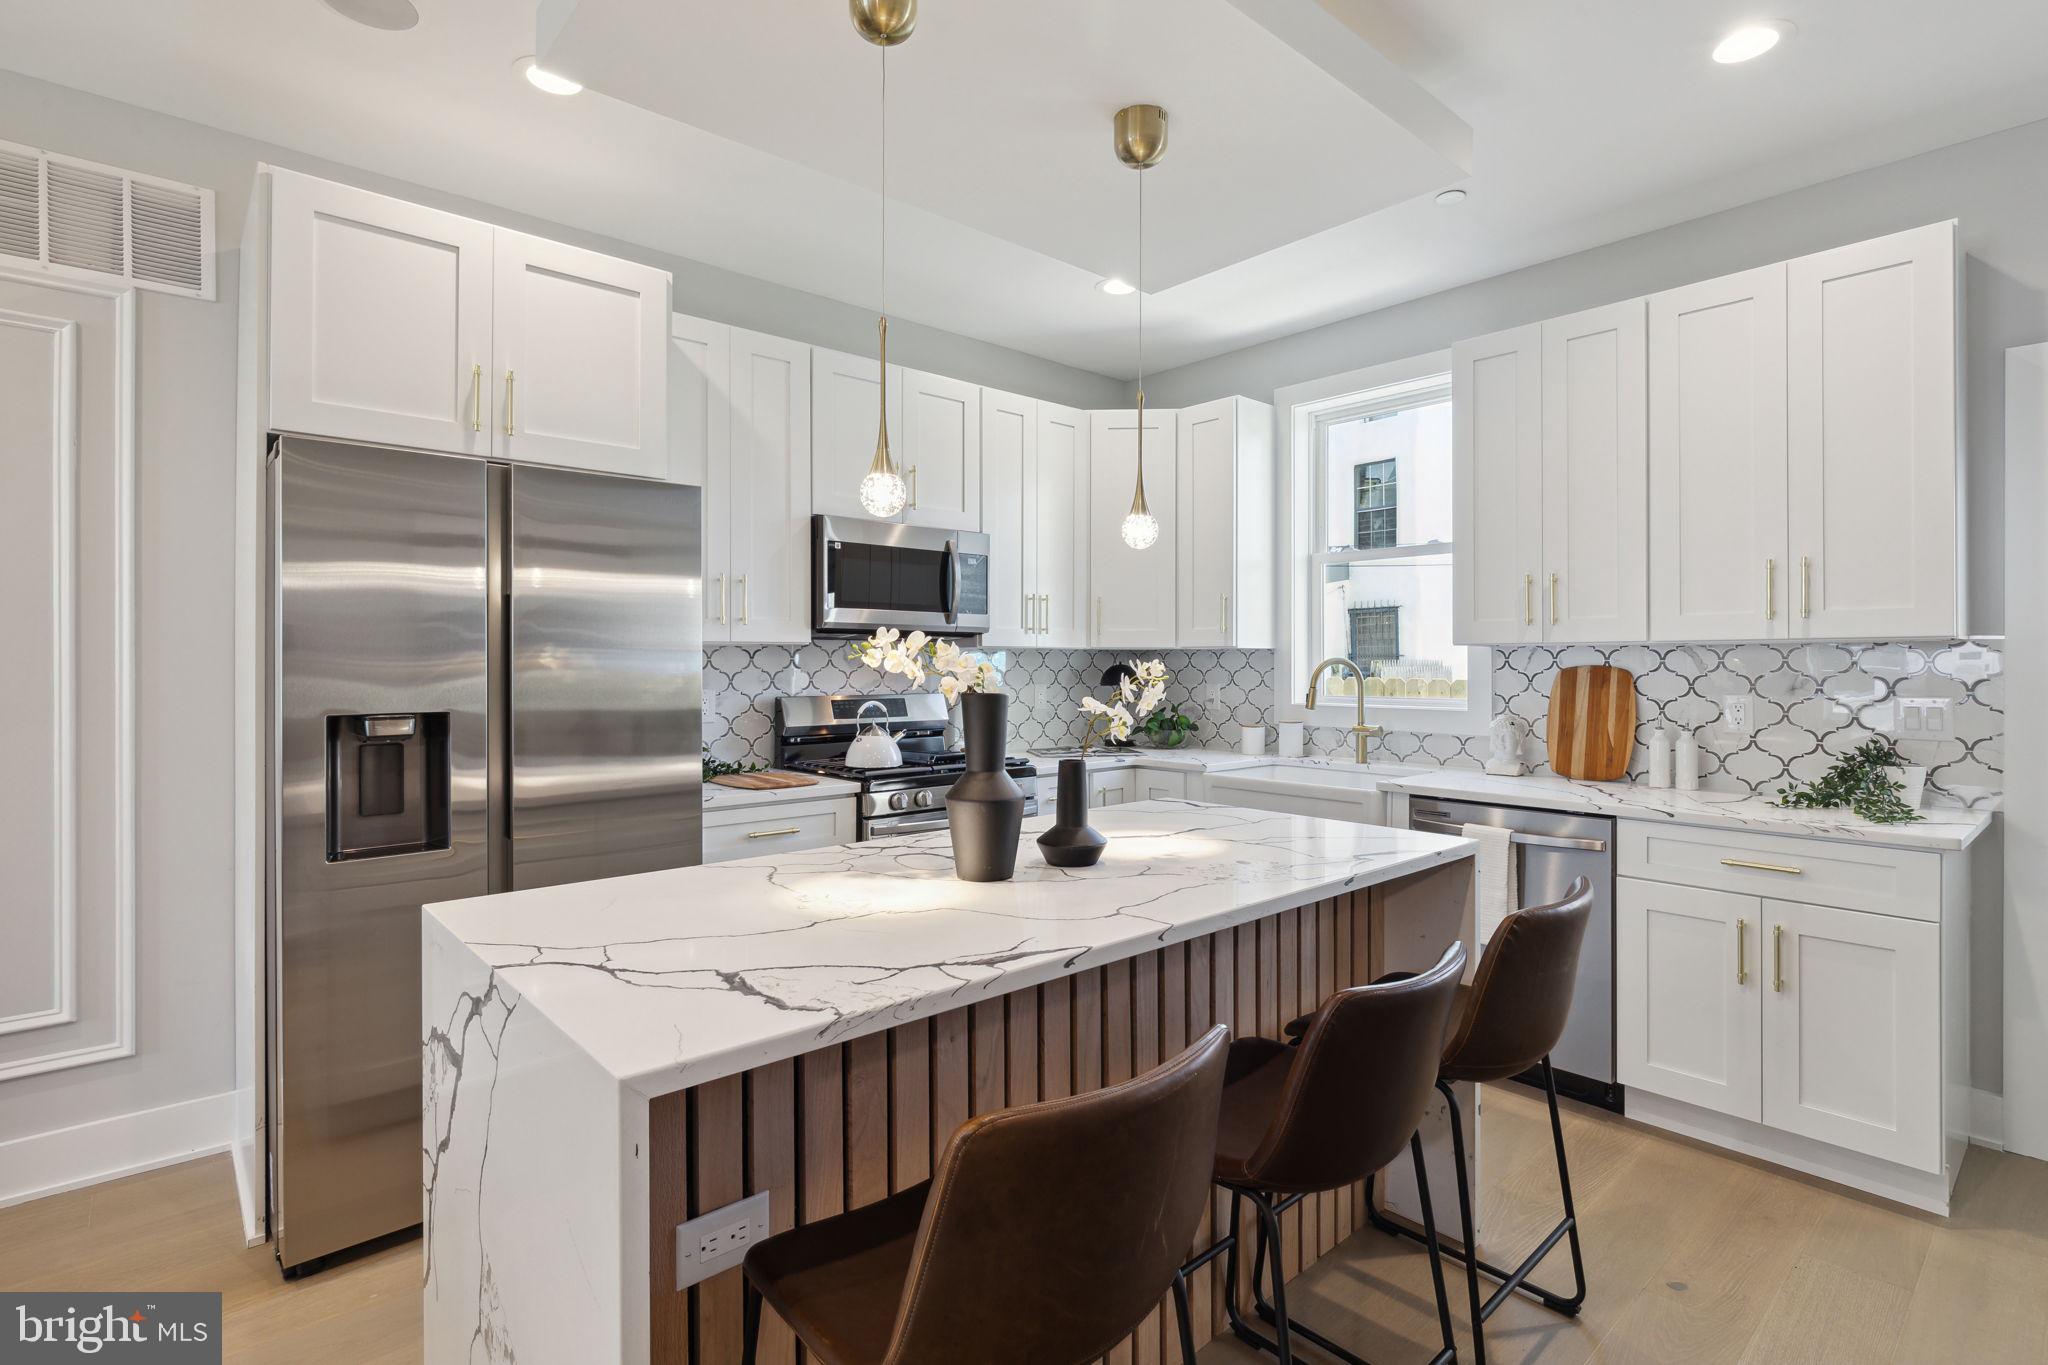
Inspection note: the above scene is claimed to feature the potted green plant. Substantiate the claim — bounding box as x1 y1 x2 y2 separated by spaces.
1772 737 1924 824
1140 700 1198 750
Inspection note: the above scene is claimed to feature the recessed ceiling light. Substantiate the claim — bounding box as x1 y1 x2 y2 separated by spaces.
518 57 584 96
1713 20 1792 64
1435 188 1468 205
322 0 418 31
1097 278 1136 296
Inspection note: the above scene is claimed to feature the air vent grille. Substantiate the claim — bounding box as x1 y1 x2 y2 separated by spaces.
0 139 214 300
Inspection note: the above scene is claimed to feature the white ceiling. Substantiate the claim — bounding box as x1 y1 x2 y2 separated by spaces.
2 0 2046 379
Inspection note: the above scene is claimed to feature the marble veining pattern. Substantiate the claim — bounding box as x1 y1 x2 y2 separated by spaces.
705 639 2001 805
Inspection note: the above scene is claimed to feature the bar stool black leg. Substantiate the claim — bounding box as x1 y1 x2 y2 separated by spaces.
741 1277 762 1365
1409 1129 1460 1365
1540 1057 1589 1312
1171 1269 1199 1365
1441 1079 1488 1365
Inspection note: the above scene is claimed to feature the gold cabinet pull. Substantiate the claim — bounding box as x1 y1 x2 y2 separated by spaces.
737 574 749 626
1736 918 1748 986
1765 558 1775 621
908 465 918 510
1721 857 1803 875
1040 593 1050 634
1223 594 1231 636
1773 923 1785 993
1096 595 1104 640
504 369 516 436
1549 571 1559 625
471 363 482 432
1801 555 1812 619
746 826 802 840
1523 573 1534 626
714 574 727 626
1220 594 1228 634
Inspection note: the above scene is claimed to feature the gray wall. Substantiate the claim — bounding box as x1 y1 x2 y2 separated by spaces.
0 71 1126 412
1145 115 2048 639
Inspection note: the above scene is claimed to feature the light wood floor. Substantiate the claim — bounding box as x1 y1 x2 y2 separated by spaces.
5 1086 2045 1363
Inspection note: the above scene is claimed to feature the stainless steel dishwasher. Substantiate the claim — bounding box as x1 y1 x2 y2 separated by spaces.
1408 797 1621 1113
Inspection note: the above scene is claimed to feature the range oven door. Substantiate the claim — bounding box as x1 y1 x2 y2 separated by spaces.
814 514 991 637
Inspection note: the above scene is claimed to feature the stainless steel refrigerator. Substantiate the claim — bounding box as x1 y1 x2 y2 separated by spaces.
265 436 701 1273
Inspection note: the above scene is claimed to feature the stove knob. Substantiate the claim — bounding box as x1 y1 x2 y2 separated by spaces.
914 789 935 809
889 792 911 811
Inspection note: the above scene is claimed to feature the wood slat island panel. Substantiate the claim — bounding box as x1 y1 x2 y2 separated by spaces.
651 891 1404 1365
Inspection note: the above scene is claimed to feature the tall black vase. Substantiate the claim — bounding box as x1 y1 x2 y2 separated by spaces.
947 692 1024 882
1035 759 1106 868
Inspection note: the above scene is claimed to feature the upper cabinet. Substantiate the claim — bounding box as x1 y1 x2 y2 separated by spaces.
899 369 981 529
258 168 671 479
721 328 813 644
811 345 903 522
981 391 1089 649
1649 264 1789 641
1459 221 1960 646
1176 396 1277 649
1089 409 1178 650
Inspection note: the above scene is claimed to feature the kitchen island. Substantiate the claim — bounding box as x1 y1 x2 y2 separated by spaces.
423 800 1477 1365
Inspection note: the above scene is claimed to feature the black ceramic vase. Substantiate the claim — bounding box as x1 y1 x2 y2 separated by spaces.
947 691 1024 882
1036 758 1107 869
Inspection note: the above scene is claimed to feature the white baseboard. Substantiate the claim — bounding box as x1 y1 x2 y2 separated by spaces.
0 1090 233 1210
1970 1087 2006 1151
228 1084 267 1247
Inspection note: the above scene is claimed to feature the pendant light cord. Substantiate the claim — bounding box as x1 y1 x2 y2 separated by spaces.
880 47 888 320
1134 164 1146 484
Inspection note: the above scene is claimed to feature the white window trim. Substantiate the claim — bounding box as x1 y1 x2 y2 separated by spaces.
1272 350 1493 736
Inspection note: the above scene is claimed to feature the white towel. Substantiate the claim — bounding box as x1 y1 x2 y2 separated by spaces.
1465 823 1518 983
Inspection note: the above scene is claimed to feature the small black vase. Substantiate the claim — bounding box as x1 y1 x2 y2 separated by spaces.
947 691 1024 882
1036 759 1107 869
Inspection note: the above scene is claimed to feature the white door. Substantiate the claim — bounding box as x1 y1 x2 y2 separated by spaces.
727 329 812 643
1089 409 1176 650
979 387 1034 646
669 312 730 488
1762 899 1941 1171
1452 325 1543 645
492 230 669 478
1787 222 1959 640
1541 300 1647 643
1035 403 1090 649
900 369 981 530
1176 397 1237 649
811 345 903 522
1649 264 1790 641
266 169 493 454
1616 879 1762 1121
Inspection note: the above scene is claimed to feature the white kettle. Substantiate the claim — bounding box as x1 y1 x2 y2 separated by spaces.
844 700 903 769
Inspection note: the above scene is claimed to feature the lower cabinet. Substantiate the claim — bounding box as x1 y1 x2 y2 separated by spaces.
704 797 857 864
1618 872 1943 1173
1135 769 1188 802
1090 770 1136 807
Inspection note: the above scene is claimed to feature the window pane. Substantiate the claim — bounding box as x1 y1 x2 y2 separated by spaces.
1322 399 1451 551
1317 556 1467 703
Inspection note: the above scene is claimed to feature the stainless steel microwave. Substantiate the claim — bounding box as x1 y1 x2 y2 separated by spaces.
812 515 991 638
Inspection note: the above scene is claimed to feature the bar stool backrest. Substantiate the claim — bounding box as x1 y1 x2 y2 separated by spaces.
1440 876 1595 1085
1243 941 1466 1195
881 1023 1231 1365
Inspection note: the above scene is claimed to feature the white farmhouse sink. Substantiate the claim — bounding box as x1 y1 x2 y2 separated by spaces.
1204 761 1425 825
1215 763 1383 792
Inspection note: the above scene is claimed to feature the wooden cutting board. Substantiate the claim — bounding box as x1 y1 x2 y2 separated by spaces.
1546 665 1637 781
709 771 820 790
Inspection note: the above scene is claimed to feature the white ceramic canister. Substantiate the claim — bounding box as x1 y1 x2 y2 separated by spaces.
1674 729 1700 791
1277 721 1305 758
1240 725 1269 757
1647 725 1673 789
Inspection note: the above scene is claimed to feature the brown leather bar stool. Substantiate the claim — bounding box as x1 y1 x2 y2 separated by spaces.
1361 876 1596 1365
1182 941 1468 1365
739 1022 1229 1365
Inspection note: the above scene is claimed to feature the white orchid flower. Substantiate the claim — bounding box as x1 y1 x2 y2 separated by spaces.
1107 704 1135 741
1137 682 1165 716
904 630 929 655
1117 675 1138 705
938 673 963 704
1079 695 1110 716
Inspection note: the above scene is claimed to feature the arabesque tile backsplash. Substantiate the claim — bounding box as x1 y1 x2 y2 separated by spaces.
705 638 2001 805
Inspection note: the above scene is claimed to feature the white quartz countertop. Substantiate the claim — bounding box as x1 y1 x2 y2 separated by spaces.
1025 747 1429 779
424 801 1474 1097
702 772 861 811
1375 769 1996 851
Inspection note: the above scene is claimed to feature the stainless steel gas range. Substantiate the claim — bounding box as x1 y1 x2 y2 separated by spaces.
774 693 1038 839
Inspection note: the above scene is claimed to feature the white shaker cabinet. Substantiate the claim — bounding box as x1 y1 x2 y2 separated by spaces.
980 392 1089 648
720 329 813 643
810 345 903 522
1540 300 1647 643
899 368 981 530
1089 408 1178 650
265 169 494 455
1648 264 1790 641
1616 879 1762 1121
1176 396 1276 649
1451 325 1543 645
1787 222 1960 640
669 311 731 488
492 230 670 479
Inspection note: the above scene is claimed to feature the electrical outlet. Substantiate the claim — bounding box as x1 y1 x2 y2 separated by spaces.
1897 697 1952 736
676 1191 771 1289
1723 694 1755 735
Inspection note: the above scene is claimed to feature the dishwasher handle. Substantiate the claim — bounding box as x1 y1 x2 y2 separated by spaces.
1409 812 1609 853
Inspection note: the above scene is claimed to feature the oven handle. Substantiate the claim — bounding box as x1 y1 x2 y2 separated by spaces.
942 537 961 627
870 813 952 836
1409 813 1609 852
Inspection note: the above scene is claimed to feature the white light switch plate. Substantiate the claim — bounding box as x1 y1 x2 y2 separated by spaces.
675 1191 771 1289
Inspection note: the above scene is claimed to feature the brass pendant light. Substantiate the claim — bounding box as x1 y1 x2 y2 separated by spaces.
853 0 916 518
1114 104 1166 551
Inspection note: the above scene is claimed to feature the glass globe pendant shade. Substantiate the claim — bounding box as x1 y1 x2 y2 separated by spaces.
1120 510 1160 550
859 465 907 518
